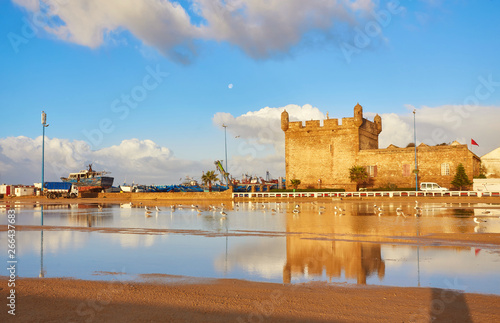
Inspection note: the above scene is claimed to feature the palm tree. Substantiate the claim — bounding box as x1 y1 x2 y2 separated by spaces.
290 179 301 190
202 170 219 192
349 165 368 191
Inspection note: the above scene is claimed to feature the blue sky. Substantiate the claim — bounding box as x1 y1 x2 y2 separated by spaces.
1 0 499 185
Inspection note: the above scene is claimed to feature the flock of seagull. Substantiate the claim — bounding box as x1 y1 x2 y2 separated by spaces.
117 200 493 227
120 202 230 221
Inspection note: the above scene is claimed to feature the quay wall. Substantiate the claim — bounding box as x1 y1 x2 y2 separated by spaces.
97 191 233 200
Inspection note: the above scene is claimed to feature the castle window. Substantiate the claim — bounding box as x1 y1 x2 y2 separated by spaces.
366 165 377 177
402 164 411 177
441 163 450 176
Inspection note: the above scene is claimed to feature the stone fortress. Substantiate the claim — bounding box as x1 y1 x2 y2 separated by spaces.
281 103 481 191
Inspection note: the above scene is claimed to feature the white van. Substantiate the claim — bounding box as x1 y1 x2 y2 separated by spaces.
420 182 449 192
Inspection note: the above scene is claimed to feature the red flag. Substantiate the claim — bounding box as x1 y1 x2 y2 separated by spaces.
471 139 479 146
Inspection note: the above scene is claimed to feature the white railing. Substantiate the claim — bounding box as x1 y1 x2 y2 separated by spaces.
232 191 500 199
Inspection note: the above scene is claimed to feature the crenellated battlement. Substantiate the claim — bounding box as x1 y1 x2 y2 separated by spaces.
283 107 381 135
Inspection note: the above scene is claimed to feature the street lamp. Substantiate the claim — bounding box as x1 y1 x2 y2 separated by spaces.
222 123 228 185
41 111 49 195
413 109 418 191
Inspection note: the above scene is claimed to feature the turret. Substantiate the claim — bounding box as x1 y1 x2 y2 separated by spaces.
354 103 363 127
374 114 382 134
281 109 289 131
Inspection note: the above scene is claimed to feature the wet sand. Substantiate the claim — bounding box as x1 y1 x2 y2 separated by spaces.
1 276 499 322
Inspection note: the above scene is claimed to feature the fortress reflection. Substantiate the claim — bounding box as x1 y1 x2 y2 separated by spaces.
280 201 476 285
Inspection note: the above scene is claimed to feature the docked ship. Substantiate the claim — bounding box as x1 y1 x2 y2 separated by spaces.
61 164 114 192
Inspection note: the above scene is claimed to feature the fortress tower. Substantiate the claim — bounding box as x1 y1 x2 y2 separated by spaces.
281 103 382 190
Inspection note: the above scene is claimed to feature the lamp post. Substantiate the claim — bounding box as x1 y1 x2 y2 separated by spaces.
413 109 418 191
41 111 49 195
222 123 228 185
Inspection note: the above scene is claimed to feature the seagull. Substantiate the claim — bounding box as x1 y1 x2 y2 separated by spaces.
414 201 421 212
295 204 300 209
396 208 406 217
155 206 161 212
474 217 487 224
120 202 133 208
144 206 151 211
170 205 176 211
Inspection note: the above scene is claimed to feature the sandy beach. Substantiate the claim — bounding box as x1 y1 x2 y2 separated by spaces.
1 276 500 322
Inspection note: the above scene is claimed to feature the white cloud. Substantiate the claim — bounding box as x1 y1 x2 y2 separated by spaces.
213 103 325 146
197 0 375 58
0 136 209 185
365 105 500 156
12 0 378 62
213 104 325 178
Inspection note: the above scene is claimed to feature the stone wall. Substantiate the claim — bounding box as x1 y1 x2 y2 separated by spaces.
358 143 480 189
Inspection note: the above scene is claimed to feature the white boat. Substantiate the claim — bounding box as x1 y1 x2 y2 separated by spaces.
120 182 145 192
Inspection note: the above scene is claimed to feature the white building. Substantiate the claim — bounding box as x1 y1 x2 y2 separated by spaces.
0 184 14 196
14 186 36 196
481 147 500 178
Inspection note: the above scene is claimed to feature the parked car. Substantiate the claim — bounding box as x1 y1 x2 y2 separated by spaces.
419 182 449 192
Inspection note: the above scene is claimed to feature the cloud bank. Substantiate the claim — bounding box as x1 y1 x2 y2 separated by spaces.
2 104 498 185
12 0 377 62
0 137 207 185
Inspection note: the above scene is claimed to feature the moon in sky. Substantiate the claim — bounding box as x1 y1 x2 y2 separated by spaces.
228 83 233 89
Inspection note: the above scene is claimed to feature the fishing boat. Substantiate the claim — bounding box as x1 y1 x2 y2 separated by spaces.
61 164 114 192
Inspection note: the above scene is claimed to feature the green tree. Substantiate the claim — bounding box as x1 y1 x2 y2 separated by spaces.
290 179 301 190
201 170 219 192
349 165 368 191
451 163 472 190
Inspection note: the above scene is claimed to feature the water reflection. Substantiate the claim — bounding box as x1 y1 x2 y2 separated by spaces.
283 239 385 285
1 200 499 294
